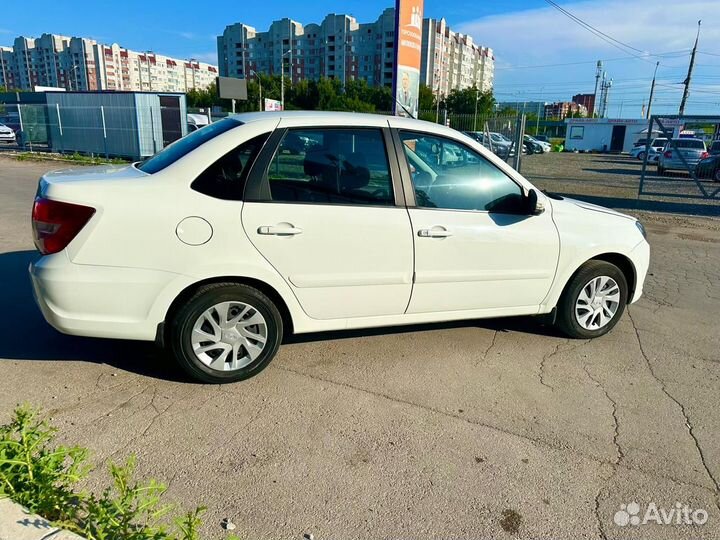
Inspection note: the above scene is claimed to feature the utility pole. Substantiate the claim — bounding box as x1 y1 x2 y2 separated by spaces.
679 20 701 116
593 60 602 117
646 61 659 119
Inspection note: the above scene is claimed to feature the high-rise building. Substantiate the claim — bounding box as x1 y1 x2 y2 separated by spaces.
544 101 588 120
218 9 397 87
217 8 494 93
572 93 595 115
420 18 494 97
0 33 218 93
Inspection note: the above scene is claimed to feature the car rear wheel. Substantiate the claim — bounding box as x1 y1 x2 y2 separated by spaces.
556 261 628 339
637 151 646 160
168 283 283 383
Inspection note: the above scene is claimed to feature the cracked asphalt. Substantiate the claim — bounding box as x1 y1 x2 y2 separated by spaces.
1 154 719 539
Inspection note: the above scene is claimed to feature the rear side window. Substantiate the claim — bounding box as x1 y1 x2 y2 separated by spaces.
191 133 269 200
262 128 394 206
138 118 242 174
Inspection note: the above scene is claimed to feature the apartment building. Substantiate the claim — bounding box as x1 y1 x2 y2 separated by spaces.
218 8 397 87
0 33 217 93
217 8 493 93
572 93 596 116
544 101 588 120
420 18 494 97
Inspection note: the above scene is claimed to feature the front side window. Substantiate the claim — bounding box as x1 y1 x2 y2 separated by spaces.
263 128 394 206
399 131 524 214
191 133 269 200
138 118 242 174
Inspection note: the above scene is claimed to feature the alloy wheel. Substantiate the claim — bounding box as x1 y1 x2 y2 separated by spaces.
191 301 268 371
574 276 621 331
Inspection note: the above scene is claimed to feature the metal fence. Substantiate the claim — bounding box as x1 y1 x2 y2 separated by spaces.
638 114 720 202
1 101 531 170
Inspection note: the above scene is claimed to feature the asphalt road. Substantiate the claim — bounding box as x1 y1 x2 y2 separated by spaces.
1 154 719 540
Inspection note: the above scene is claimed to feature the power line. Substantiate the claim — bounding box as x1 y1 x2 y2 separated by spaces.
542 0 659 62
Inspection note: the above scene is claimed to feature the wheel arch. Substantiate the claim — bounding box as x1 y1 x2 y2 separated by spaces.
158 276 295 347
559 252 636 307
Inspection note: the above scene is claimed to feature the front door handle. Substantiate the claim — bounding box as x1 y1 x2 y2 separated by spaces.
258 224 303 236
418 226 452 238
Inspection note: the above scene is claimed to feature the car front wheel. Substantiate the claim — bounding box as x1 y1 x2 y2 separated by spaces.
168 283 283 383
556 261 628 339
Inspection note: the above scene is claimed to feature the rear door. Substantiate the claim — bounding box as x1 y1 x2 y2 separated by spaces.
241 120 414 320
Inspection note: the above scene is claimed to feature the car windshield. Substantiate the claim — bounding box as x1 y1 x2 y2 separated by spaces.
671 139 705 149
137 118 243 174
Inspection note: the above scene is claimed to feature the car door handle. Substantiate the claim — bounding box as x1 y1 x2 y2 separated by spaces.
257 225 303 236
418 227 452 238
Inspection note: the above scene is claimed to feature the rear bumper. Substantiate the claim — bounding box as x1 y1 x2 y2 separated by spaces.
29 252 178 341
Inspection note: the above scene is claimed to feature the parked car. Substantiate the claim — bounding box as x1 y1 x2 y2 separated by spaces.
657 138 708 175
464 131 515 158
0 123 16 144
708 140 720 156
630 137 667 161
534 135 550 143
29 112 650 383
524 134 551 153
696 154 720 182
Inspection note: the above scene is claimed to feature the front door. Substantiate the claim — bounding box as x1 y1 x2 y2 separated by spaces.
395 129 560 314
610 125 626 152
242 126 414 320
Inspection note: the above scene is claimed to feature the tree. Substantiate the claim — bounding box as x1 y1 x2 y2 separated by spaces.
418 84 436 112
444 86 495 116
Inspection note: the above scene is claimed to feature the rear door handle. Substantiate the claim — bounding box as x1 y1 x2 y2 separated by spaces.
418 226 452 238
258 224 303 236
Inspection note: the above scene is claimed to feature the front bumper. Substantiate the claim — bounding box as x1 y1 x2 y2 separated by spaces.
629 240 650 304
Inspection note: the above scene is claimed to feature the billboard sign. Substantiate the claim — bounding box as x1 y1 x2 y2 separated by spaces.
216 77 248 100
392 0 424 118
264 98 283 112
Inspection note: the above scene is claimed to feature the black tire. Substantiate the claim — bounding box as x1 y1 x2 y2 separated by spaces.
637 151 646 161
714 169 720 183
657 165 665 175
556 261 628 339
168 283 283 383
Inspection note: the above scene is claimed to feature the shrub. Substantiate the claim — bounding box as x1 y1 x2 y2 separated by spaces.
0 404 236 540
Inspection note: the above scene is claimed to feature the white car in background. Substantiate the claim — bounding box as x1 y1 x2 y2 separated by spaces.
0 123 16 143
630 137 668 162
29 111 650 383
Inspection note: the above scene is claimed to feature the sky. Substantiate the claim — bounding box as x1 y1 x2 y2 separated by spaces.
4 0 720 116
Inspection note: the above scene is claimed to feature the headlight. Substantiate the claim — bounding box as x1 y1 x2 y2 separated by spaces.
635 220 647 240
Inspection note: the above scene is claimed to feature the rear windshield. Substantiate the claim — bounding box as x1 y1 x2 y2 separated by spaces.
672 139 705 149
652 138 668 146
137 118 242 174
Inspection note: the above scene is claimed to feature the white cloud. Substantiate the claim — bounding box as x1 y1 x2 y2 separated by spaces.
455 0 720 115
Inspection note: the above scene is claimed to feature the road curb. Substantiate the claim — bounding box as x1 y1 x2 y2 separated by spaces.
0 498 85 540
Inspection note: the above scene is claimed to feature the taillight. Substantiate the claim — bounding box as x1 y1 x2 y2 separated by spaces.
664 150 672 158
32 197 95 255
701 151 709 159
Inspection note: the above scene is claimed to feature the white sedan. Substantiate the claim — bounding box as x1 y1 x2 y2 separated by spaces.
30 111 650 383
0 123 16 143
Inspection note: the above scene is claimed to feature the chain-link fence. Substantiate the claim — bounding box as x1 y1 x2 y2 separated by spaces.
1 99 533 170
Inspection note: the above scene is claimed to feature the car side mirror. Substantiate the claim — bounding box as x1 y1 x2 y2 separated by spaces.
524 189 545 215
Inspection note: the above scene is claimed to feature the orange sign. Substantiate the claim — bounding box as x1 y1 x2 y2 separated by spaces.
393 0 424 117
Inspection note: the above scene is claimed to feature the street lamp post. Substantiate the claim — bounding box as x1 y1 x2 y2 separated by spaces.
473 88 479 131
250 69 262 111
280 49 291 110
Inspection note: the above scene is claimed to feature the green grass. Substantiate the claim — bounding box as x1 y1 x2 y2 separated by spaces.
0 404 240 540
